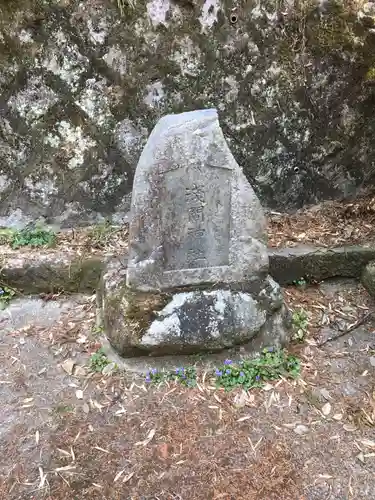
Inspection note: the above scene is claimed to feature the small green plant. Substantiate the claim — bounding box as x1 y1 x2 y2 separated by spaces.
293 277 307 287
92 325 104 336
144 349 300 391
292 308 309 341
11 226 56 249
145 366 197 387
214 349 300 391
89 348 110 372
0 285 16 309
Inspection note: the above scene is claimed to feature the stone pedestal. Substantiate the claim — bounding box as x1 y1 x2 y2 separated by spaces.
99 109 291 357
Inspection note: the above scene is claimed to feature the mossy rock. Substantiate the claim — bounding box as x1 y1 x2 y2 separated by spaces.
99 258 291 357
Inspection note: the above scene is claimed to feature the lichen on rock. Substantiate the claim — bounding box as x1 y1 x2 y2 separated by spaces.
2 0 375 226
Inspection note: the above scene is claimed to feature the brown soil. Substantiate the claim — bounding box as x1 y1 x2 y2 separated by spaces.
268 196 375 248
1 280 375 500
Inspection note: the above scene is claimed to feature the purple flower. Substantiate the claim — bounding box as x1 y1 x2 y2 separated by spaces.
175 368 180 374
151 368 157 374
256 375 260 381
240 372 245 378
215 369 223 376
0 289 4 295
268 347 273 352
224 359 232 365
145 375 151 383
225 369 231 375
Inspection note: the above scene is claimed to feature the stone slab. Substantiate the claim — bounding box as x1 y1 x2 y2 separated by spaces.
0 251 104 294
126 109 268 292
1 244 375 296
269 245 375 285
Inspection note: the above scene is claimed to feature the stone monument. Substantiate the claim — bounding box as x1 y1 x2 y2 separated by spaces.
98 109 291 356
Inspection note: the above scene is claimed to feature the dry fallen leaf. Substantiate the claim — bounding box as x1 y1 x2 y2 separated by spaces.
94 446 111 454
73 365 87 377
343 424 357 432
158 443 169 459
135 428 156 447
214 394 222 404
61 358 75 375
76 390 83 400
102 362 117 375
237 416 251 422
233 391 248 408
320 389 331 400
114 469 125 482
356 452 365 463
123 471 135 484
322 402 331 416
360 439 375 449
262 383 273 391
333 413 343 421
294 424 309 435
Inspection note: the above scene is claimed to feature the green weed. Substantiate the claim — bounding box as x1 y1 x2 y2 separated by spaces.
145 349 300 391
11 226 56 249
292 308 309 341
89 348 110 372
92 325 104 336
293 277 307 287
0 285 16 309
146 366 197 387
214 349 300 391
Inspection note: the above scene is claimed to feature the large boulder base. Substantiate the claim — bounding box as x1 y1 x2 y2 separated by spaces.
99 258 291 357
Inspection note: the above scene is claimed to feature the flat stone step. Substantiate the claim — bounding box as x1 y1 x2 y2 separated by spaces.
269 244 375 285
1 244 375 294
0 251 105 294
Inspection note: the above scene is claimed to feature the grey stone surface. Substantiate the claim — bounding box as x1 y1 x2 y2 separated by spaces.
99 255 291 356
269 245 375 285
361 260 375 297
1 251 104 294
2 2 375 226
127 109 268 292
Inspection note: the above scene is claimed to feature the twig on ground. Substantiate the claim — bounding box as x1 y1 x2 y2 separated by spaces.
318 310 375 347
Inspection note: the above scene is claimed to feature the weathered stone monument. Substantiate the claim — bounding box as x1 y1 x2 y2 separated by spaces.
99 109 291 356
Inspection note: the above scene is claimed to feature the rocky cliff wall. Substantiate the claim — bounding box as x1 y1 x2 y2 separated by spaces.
1 0 375 227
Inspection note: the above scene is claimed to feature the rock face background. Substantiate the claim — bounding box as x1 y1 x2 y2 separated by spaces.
1 0 375 227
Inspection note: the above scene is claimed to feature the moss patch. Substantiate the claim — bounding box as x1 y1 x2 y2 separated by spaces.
122 288 172 336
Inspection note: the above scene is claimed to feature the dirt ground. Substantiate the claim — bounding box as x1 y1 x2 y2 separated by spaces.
0 278 375 500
